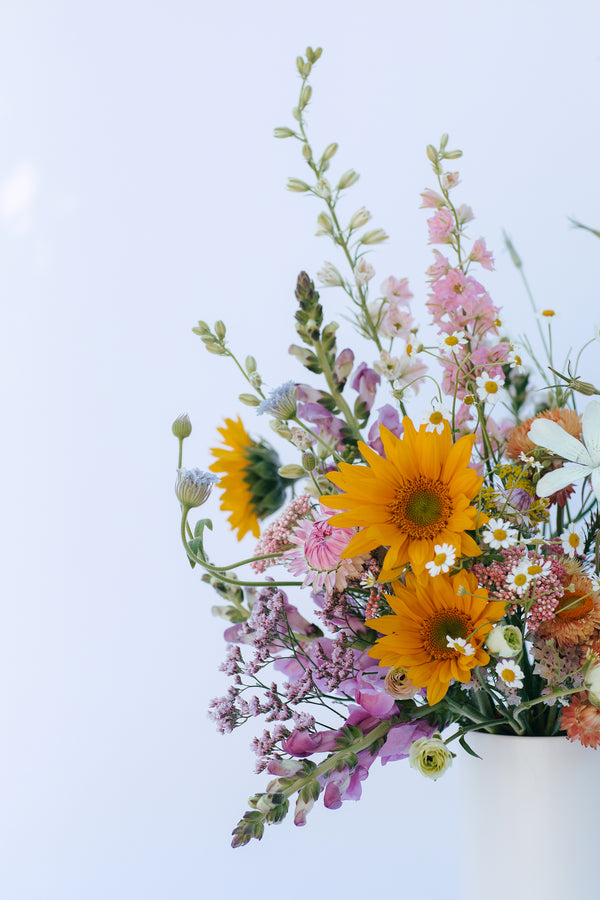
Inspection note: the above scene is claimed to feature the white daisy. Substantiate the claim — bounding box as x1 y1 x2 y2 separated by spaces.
438 331 466 353
446 635 475 657
482 518 519 550
528 400 600 502
475 371 503 404
425 543 457 576
506 563 533 596
525 559 552 578
560 523 584 558
422 399 452 435
496 659 524 689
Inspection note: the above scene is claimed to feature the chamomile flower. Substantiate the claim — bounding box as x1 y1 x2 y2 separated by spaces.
506 563 533 596
438 331 467 353
538 308 557 321
475 371 503 404
561 523 584 558
525 558 552 578
482 518 519 550
496 659 524 689
422 398 452 434
446 635 475 656
425 543 457 576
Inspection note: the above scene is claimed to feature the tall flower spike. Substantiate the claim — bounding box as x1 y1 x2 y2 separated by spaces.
529 400 600 500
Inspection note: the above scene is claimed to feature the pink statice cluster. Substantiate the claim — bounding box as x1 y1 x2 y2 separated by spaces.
251 493 313 573
472 546 565 630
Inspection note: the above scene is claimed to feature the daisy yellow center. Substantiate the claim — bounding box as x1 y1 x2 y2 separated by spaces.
464 395 475 405
429 411 444 425
556 590 594 622
542 309 555 317
421 608 474 660
501 667 515 683
568 533 580 548
493 528 507 541
513 573 528 587
528 564 543 575
485 381 499 394
514 355 522 365
494 318 502 327
445 335 459 347
433 552 448 566
389 476 452 540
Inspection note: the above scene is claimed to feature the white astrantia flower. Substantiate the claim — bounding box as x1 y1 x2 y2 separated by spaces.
528 400 600 501
496 659 524 689
482 517 518 550
560 523 584 558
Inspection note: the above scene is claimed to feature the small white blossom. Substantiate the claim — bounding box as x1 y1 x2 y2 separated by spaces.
437 331 466 353
560 523 584 558
425 543 457 576
482 518 519 550
506 563 533 596
446 635 475 657
354 257 375 286
475 371 503 404
496 659 524 689
422 398 452 434
317 261 344 287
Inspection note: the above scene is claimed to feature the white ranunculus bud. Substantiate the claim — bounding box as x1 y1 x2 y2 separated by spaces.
409 734 453 780
485 625 523 658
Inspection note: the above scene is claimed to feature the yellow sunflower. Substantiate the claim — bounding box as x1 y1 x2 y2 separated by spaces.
367 570 506 706
209 417 287 541
324 418 484 580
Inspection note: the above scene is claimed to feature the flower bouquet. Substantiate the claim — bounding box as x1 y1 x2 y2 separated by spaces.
173 47 600 848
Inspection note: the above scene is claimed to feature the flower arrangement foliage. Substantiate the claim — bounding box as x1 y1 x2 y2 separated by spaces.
173 47 600 847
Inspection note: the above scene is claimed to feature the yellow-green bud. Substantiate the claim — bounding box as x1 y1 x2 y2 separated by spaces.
349 207 371 230
409 734 453 780
278 464 305 480
270 420 292 439
245 355 257 373
239 393 261 407
440 133 449 150
426 144 439 164
296 56 304 75
204 341 228 355
214 320 226 340
193 320 211 336
302 143 313 161
570 379 600 396
321 142 338 162
444 149 463 159
274 126 295 139
305 46 317 63
291 107 301 122
287 177 310 192
249 372 262 389
337 169 359 190
359 228 389 245
301 450 317 471
316 212 334 235
299 85 312 108
172 413 192 440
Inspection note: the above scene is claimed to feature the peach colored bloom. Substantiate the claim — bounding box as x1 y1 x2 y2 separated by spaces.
505 408 582 461
536 574 600 647
560 693 600 748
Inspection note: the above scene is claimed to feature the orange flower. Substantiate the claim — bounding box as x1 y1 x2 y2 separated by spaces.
367 570 506 706
536 574 600 648
560 693 600 748
505 408 582 460
324 419 484 580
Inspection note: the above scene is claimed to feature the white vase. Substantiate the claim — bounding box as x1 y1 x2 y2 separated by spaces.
459 732 600 900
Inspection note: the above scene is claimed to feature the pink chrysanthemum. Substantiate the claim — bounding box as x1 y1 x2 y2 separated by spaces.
283 516 367 593
560 693 600 748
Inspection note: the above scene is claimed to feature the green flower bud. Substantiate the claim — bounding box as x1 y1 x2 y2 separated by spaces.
301 450 317 471
321 142 338 162
278 464 305 480
239 393 261 407
287 177 310 192
359 228 389 245
337 169 359 190
245 355 257 373
192 320 211 336
444 149 463 159
171 413 192 440
273 126 296 139
214 320 226 340
175 468 218 510
409 734 453 780
426 144 439 164
316 212 334 236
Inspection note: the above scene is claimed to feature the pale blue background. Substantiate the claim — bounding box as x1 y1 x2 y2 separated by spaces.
2 1 600 897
